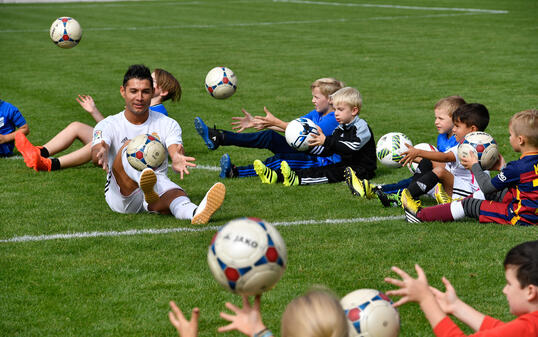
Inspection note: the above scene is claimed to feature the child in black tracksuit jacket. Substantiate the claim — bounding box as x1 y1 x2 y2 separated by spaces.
254 87 377 186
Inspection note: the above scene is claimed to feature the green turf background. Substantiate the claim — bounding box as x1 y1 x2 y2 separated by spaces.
0 0 536 336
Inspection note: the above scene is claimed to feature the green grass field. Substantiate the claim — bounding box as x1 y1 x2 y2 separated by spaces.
1 0 537 336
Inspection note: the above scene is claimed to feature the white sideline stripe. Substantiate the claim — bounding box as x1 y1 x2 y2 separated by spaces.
0 215 404 243
0 12 504 34
274 0 508 14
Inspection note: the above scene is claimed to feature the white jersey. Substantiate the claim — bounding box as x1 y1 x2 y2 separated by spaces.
92 110 182 174
445 144 488 199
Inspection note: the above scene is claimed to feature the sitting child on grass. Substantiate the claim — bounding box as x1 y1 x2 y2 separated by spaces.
254 86 376 186
0 99 29 158
345 95 465 207
402 109 537 226
385 240 538 336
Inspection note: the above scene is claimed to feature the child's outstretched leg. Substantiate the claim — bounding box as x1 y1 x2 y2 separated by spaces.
253 159 278 184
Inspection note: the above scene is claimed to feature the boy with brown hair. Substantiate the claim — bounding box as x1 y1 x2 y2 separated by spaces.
385 240 538 336
403 109 538 226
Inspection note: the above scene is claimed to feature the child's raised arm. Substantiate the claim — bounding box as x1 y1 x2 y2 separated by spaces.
218 295 270 337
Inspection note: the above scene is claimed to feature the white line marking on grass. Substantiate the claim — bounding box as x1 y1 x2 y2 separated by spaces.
0 215 404 243
274 0 508 14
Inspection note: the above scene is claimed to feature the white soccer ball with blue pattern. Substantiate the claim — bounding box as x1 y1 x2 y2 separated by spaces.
341 289 400 337
376 132 413 168
205 67 237 99
49 17 82 49
457 131 499 170
207 217 287 295
125 134 167 171
285 117 320 151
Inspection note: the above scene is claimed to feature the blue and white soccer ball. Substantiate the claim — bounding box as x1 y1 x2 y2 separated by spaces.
125 134 167 171
457 131 499 170
285 117 320 151
205 67 237 99
376 132 413 168
207 217 287 295
49 17 82 49
341 289 400 337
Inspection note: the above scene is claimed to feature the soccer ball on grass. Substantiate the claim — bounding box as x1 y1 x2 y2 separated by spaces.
205 67 237 99
376 132 413 168
285 118 320 151
49 17 82 49
457 131 499 170
207 217 287 295
341 288 400 337
125 134 167 171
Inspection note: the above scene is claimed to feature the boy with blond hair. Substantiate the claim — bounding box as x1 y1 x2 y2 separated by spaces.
16 68 181 171
346 95 465 207
194 78 344 178
385 240 538 336
403 109 538 225
255 86 376 186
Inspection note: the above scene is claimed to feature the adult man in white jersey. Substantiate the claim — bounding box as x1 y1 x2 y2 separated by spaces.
91 64 225 224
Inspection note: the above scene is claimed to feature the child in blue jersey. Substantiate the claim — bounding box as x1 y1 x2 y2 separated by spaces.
346 95 465 207
16 68 181 171
404 109 538 226
194 78 344 178
0 99 29 157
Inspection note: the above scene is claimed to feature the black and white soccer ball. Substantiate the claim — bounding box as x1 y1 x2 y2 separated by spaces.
285 117 319 151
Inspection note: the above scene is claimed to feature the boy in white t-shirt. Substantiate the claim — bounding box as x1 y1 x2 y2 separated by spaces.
91 64 225 224
399 103 490 211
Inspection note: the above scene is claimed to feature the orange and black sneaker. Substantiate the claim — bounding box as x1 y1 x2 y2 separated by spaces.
15 132 40 170
34 154 52 172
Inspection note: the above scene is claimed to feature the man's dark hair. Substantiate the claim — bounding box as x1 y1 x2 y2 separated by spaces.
452 103 489 131
122 64 153 88
504 240 538 288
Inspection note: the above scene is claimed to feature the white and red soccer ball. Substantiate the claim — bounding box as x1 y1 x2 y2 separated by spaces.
207 217 287 295
285 117 320 151
457 131 499 170
205 67 237 99
49 17 82 49
125 134 167 171
341 289 400 337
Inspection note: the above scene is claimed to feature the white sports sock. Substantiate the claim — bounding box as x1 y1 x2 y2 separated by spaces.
450 201 465 220
169 196 197 220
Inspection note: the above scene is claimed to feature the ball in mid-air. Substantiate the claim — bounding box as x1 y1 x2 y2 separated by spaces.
205 67 237 99
341 289 400 337
207 217 287 295
49 17 82 49
376 132 413 168
457 131 499 170
285 118 320 151
125 134 167 171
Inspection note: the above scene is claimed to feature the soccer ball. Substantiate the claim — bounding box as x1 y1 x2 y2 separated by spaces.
285 118 320 151
205 67 237 99
457 131 499 170
125 134 167 171
49 17 82 49
207 217 287 295
376 132 413 168
408 143 438 174
341 289 400 337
